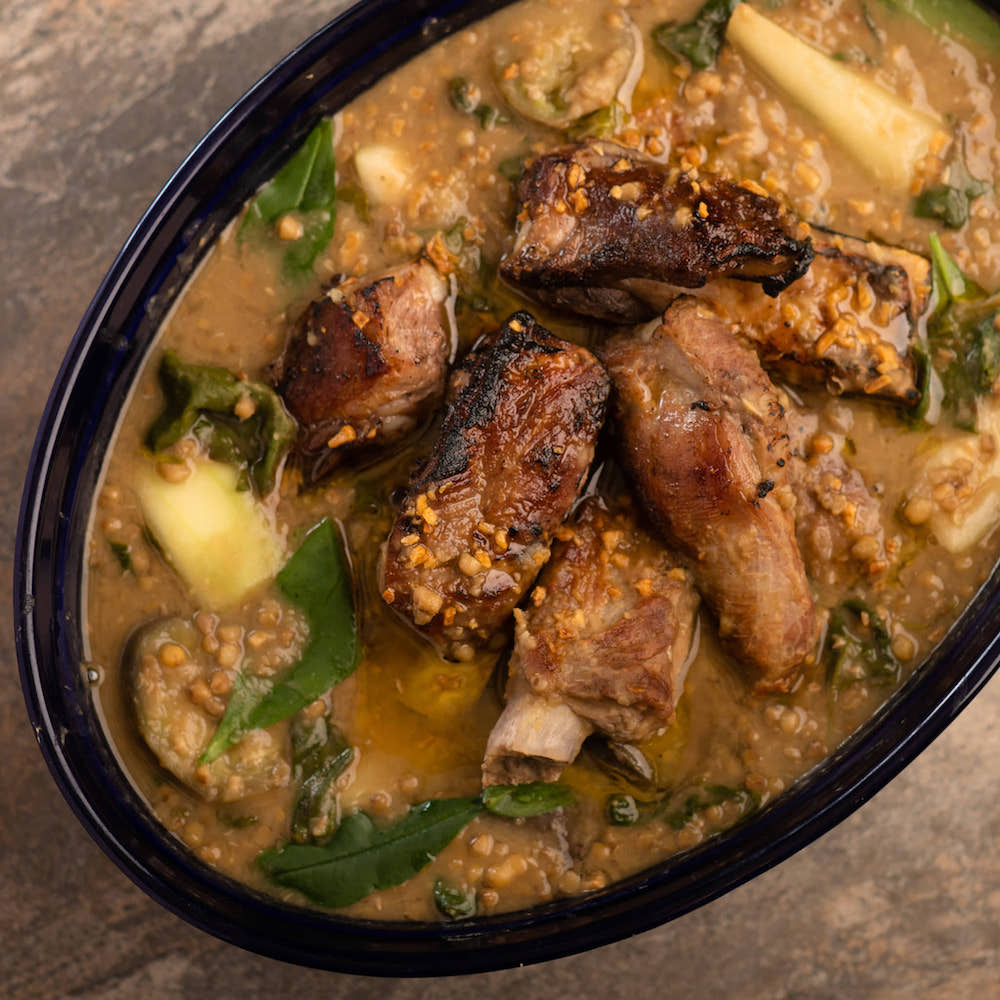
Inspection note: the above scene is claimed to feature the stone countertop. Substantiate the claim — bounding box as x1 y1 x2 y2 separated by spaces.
1 2 997 997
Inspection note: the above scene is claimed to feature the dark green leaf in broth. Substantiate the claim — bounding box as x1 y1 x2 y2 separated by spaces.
144 350 296 496
826 598 901 689
607 793 642 826
861 1 884 42
565 102 626 141
201 518 359 762
663 784 757 830
924 234 1000 428
480 781 574 818
290 714 354 843
218 812 260 829
432 878 478 920
498 154 527 182
607 784 758 830
335 183 371 224
257 797 482 908
915 157 991 230
241 118 337 277
448 77 510 130
109 541 132 572
653 0 741 69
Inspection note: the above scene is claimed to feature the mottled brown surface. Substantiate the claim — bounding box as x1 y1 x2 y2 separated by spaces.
500 140 814 311
2 1 998 997
603 298 817 688
657 231 931 406
514 497 698 739
275 258 450 484
382 311 608 656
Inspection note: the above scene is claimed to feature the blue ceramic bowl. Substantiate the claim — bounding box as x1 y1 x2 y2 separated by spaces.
15 0 1000 975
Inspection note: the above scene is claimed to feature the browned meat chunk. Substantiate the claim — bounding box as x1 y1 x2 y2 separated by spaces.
786 408 889 584
273 259 450 484
629 231 931 407
483 497 699 786
602 297 818 691
381 312 609 659
499 140 814 310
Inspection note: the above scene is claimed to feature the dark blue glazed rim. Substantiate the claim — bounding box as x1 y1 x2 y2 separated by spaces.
14 0 1000 976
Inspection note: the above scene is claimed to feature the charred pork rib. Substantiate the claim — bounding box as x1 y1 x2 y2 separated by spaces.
483 497 699 786
602 297 818 691
627 231 931 407
273 258 450 484
381 312 609 659
499 140 814 314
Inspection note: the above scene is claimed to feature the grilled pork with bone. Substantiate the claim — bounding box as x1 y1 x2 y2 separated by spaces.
624 231 931 408
602 297 818 691
273 258 450 485
499 140 814 316
381 312 609 660
483 496 699 786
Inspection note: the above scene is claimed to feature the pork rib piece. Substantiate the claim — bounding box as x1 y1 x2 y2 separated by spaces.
602 297 818 691
483 497 699 786
499 140 814 311
381 312 609 659
626 231 931 407
273 258 450 485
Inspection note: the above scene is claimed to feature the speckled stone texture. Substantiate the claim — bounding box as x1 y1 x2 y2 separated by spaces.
2 1 998 997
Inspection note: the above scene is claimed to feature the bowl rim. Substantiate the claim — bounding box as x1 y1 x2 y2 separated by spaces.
14 0 1000 977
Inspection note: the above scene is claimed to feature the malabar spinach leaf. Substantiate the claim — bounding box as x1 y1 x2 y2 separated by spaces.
145 350 296 496
201 518 359 762
241 118 337 277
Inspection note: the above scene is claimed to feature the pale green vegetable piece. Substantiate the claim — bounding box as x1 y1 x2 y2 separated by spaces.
135 457 284 608
726 3 943 191
129 617 291 801
920 397 1000 553
354 144 412 206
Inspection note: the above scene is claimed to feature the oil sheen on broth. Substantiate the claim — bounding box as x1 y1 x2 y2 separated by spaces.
86 0 1000 920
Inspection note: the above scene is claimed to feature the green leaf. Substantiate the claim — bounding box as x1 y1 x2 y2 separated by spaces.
257 797 482 908
218 812 259 829
480 781 574 817
433 878 478 920
606 783 759 830
498 154 527 182
928 231 970 304
565 102 626 141
335 183 370 224
241 118 337 277
109 541 132 572
925 234 1000 428
663 784 758 830
290 715 354 844
607 793 642 826
653 0 740 69
201 518 359 762
915 158 991 230
826 599 901 689
145 350 296 496
881 0 1000 57
448 77 510 130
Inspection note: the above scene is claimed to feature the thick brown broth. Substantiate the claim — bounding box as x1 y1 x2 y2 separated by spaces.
87 0 1000 920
